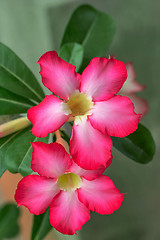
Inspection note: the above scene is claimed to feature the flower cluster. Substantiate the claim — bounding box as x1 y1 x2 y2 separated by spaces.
15 51 141 235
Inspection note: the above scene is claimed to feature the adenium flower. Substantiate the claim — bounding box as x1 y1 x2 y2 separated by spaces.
15 142 124 235
27 51 140 170
119 62 148 118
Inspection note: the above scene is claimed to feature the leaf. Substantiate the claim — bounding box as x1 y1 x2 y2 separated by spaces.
31 208 52 240
0 87 35 115
59 43 84 71
0 131 23 177
5 127 49 176
112 123 155 164
0 42 45 102
61 4 116 70
3 225 19 239
0 203 20 239
55 231 80 240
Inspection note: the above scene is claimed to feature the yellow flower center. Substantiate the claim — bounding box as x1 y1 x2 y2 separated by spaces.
67 92 92 117
57 172 82 191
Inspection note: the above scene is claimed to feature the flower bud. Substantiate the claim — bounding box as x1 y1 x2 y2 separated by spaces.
0 117 31 138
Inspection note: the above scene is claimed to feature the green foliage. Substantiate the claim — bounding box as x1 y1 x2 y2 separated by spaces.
0 42 44 103
61 5 116 71
5 127 49 176
59 43 84 71
0 203 20 239
31 208 52 240
112 123 155 164
0 131 23 177
0 87 35 115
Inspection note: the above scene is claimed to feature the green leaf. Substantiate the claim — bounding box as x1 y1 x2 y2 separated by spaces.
54 231 80 240
0 131 23 177
0 203 20 239
59 43 84 71
0 42 45 102
112 123 155 164
4 225 19 239
0 87 35 115
31 208 52 240
61 4 116 70
5 127 49 176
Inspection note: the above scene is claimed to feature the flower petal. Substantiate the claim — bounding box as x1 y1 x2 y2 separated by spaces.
49 190 90 235
78 176 124 215
119 62 145 95
80 57 127 101
27 95 69 138
31 142 72 178
127 94 149 118
70 119 112 170
15 175 59 215
89 95 140 137
69 159 112 181
37 51 80 100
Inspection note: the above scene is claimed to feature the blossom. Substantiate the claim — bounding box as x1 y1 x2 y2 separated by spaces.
27 51 140 170
119 62 148 118
15 142 124 235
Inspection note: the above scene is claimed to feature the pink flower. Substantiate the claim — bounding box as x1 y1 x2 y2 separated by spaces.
119 62 148 118
15 142 124 235
27 51 140 170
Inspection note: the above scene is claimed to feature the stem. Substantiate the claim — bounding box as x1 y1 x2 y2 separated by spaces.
55 130 61 140
55 130 69 154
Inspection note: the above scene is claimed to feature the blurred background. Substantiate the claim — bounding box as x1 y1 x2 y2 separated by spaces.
0 0 159 239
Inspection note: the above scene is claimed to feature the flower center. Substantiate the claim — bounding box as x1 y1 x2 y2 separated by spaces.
57 172 82 191
67 92 92 117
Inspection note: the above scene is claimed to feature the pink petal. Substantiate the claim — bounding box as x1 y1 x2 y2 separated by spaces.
78 176 124 215
69 162 105 181
15 175 59 215
27 95 69 138
69 157 112 181
37 51 80 100
80 57 127 101
89 95 140 137
49 190 90 235
31 142 72 179
127 94 149 118
70 119 112 170
119 62 146 95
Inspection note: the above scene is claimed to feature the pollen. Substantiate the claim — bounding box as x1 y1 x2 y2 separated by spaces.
67 92 93 117
57 172 82 191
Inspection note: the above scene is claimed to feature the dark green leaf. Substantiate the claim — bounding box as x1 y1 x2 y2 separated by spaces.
0 131 23 177
0 203 20 239
4 225 19 239
5 127 49 176
31 208 52 240
0 87 35 115
61 4 116 70
0 42 45 102
112 123 155 164
59 43 84 71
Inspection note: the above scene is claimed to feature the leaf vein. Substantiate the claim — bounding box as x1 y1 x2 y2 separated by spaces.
0 64 43 102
